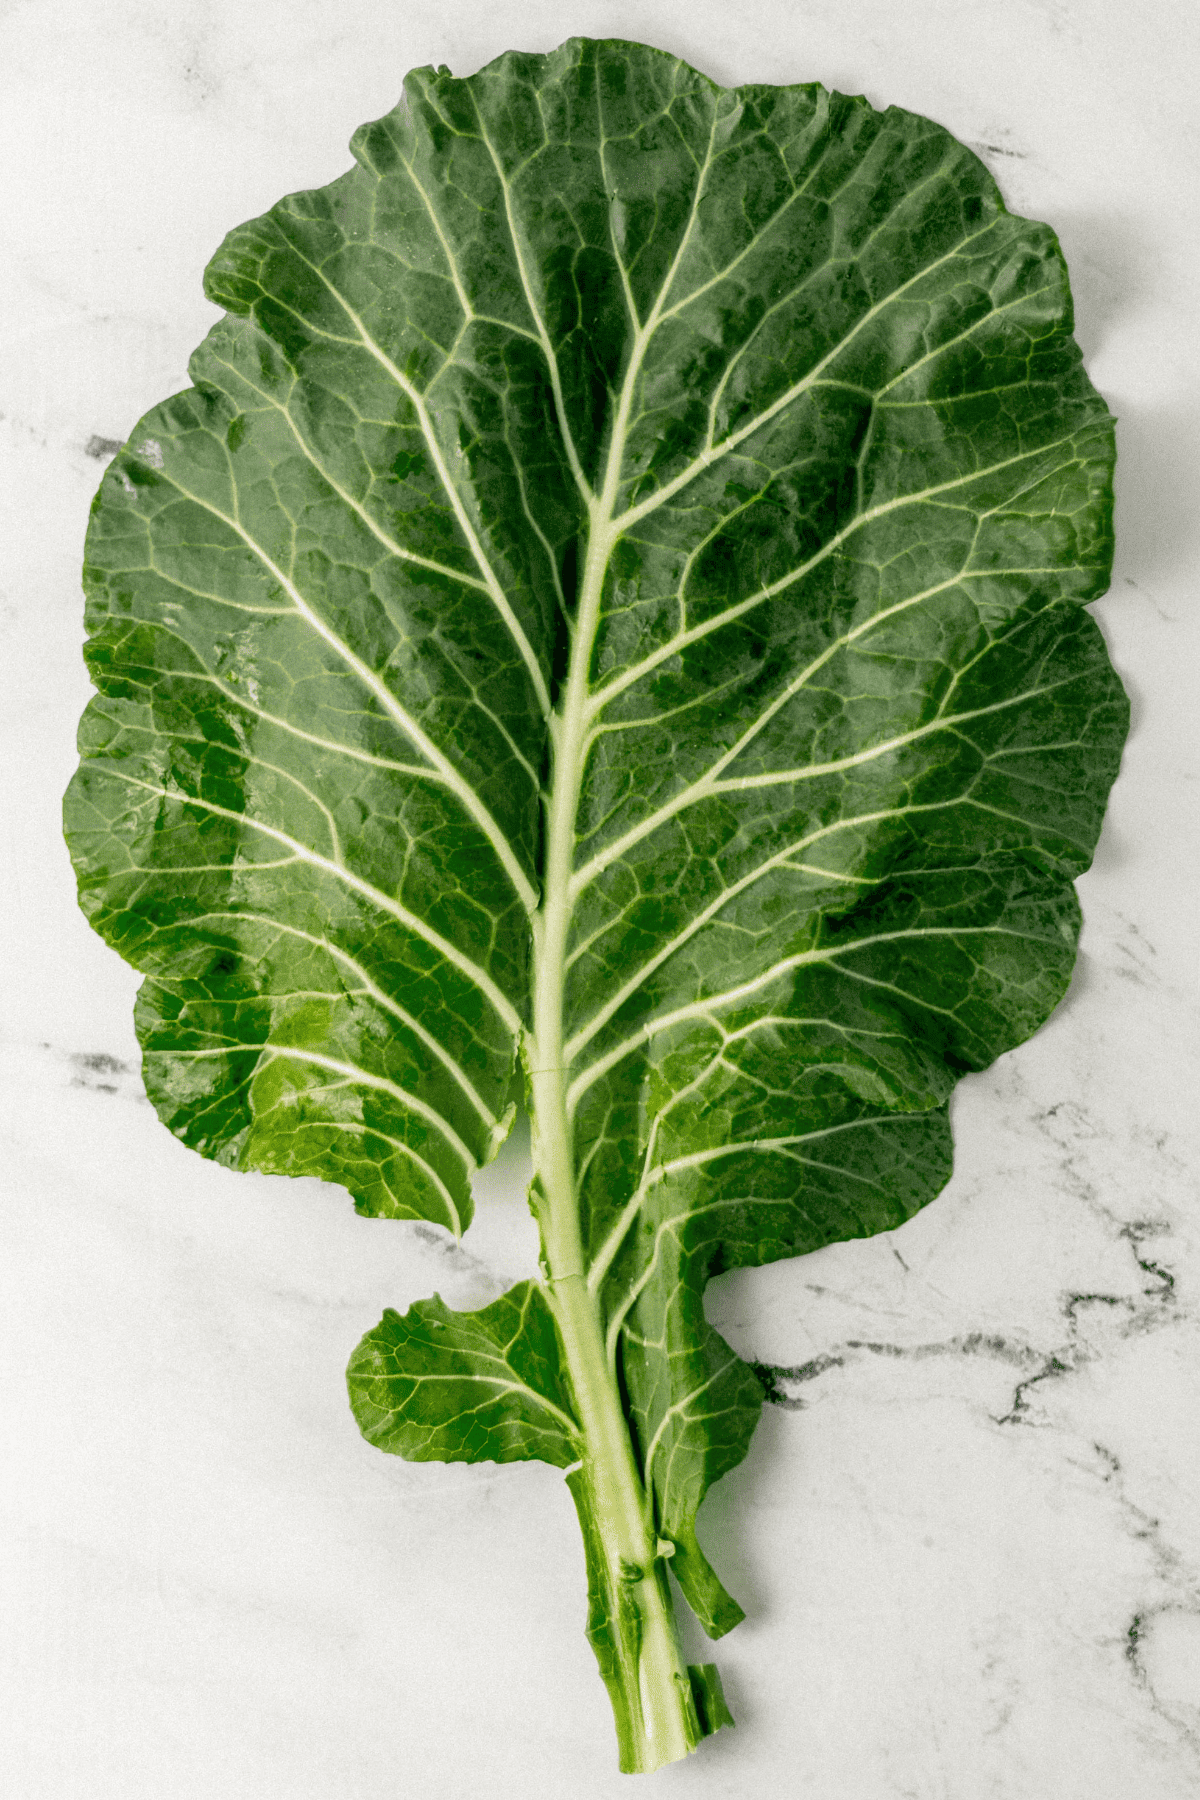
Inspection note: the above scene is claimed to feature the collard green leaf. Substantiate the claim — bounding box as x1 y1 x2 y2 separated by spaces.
66 35 1125 1773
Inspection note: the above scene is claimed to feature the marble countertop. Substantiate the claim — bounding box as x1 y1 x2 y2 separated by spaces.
3 2 1198 1794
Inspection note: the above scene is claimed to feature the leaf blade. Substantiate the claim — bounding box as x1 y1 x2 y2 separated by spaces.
65 36 1127 1760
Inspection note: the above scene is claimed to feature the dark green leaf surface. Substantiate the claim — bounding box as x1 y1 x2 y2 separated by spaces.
66 35 1125 1765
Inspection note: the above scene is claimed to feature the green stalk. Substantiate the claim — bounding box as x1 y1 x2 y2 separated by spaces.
525 503 729 1771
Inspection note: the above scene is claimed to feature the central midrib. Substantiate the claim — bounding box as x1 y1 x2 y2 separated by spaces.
529 502 619 1289
530 270 659 1275
522 399 702 1766
526 314 662 1522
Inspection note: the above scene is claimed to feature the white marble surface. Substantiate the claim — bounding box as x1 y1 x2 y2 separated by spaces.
3 1 1199 1793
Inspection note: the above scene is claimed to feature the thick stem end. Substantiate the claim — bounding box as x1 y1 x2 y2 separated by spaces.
566 1467 734 1773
